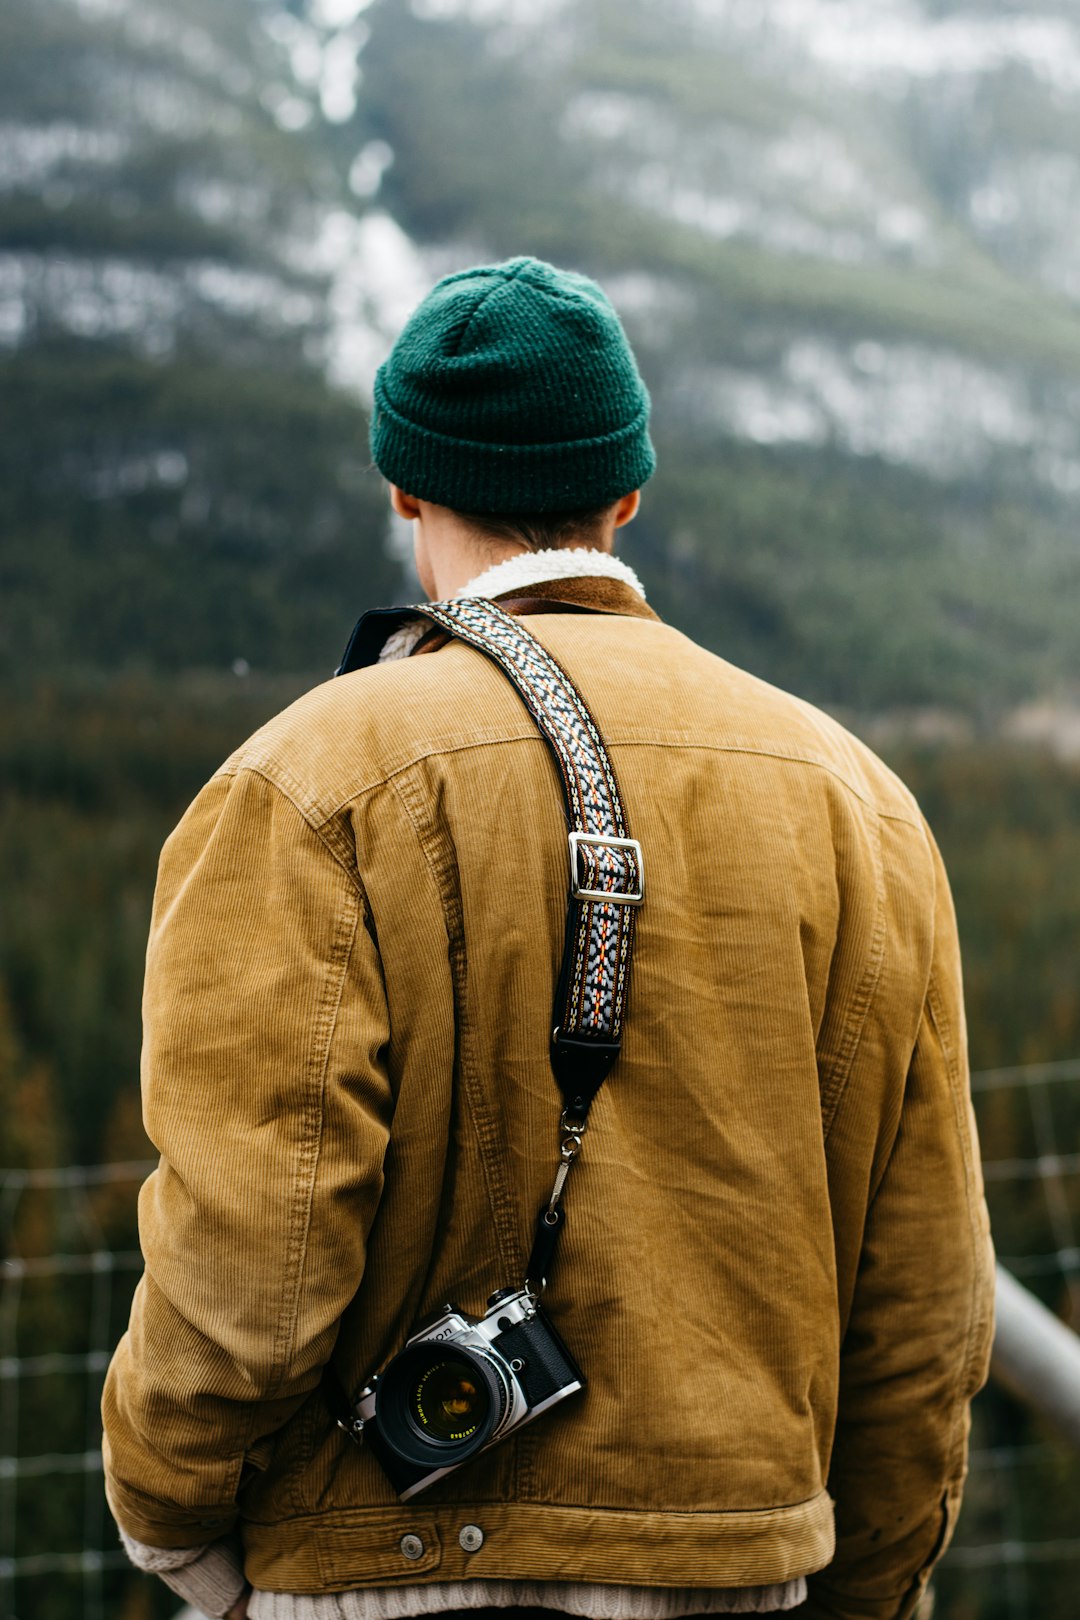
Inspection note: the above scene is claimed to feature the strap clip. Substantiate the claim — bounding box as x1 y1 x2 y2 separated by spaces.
568 831 645 906
336 1414 365 1448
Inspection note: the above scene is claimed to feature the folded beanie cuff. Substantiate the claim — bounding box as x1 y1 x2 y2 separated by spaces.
372 382 656 515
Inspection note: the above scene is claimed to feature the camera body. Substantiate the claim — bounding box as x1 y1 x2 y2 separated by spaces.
353 1286 584 1500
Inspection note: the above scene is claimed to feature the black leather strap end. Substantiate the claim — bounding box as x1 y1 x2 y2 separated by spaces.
526 1203 565 1291
320 1364 358 1430
549 1032 621 1117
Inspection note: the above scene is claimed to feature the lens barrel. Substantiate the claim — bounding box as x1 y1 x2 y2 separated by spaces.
375 1341 508 1468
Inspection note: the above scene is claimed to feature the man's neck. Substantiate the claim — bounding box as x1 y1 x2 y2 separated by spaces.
419 524 616 600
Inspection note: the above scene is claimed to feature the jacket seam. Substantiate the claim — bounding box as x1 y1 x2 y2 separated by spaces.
384 768 522 1288
606 742 921 825
925 970 989 1481
230 737 921 833
245 1487 834 1530
921 806 989 1482
819 810 887 1142
264 829 364 1405
217 763 379 929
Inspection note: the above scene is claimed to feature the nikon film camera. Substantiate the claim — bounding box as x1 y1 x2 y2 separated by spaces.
352 1286 584 1500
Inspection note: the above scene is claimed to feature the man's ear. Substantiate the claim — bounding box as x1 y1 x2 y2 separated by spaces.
389 484 421 521
613 489 641 528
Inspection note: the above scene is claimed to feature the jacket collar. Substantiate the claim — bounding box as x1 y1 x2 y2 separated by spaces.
458 546 646 603
352 549 657 670
489 573 658 622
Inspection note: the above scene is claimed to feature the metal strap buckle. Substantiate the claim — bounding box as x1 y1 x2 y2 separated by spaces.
568 831 645 906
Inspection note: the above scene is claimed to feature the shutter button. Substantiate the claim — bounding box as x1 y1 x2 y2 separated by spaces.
459 1524 484 1553
400 1534 425 1561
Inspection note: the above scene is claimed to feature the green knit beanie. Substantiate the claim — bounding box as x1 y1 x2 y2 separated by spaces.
370 256 656 515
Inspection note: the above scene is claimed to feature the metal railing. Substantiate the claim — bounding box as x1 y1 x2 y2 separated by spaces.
991 1265 1080 1448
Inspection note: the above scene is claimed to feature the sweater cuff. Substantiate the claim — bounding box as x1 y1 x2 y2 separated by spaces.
120 1528 247 1617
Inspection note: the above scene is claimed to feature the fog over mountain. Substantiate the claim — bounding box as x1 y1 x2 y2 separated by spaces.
3 0 1079 712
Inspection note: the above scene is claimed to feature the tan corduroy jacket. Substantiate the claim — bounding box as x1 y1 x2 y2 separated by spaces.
102 579 994 1620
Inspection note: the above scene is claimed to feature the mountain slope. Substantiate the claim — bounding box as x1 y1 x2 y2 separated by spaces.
0 0 404 677
3 0 1080 712
355 0 1080 711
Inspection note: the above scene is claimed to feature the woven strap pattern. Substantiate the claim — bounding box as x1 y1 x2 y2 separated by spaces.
418 598 640 1053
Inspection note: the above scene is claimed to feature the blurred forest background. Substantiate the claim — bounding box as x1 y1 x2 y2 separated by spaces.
2 1 1080 1617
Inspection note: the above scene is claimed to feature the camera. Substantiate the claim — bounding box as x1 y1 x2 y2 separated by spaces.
351 1286 585 1500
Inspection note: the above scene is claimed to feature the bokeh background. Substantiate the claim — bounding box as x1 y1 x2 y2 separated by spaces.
2 1 1080 1617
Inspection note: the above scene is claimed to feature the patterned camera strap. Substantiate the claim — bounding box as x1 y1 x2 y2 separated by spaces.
338 596 644 1120
414 598 643 1116
333 596 646 1310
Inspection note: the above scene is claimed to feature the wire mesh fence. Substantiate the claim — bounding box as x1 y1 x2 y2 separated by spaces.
2 1065 1079 1620
931 1060 1080 1620
0 1161 159 1620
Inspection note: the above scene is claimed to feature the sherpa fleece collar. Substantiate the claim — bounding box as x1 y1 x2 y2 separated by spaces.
378 548 650 663
458 547 645 602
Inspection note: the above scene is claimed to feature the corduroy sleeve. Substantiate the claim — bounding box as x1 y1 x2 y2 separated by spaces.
102 765 392 1548
807 829 995 1620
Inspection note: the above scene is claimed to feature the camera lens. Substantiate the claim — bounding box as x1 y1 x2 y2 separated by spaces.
375 1341 509 1470
409 1358 490 1444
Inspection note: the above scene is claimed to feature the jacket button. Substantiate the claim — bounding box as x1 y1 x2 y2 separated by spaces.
459 1524 484 1552
400 1534 424 1561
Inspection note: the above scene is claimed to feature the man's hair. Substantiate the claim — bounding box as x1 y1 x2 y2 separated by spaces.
457 505 612 552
